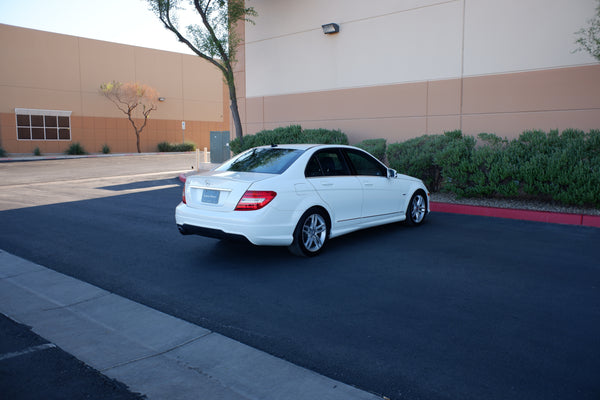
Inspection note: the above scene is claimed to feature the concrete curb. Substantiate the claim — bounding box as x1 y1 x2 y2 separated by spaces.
0 152 196 163
179 171 599 228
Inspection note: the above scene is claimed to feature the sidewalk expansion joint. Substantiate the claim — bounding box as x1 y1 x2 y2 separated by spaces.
100 331 214 373
41 291 112 311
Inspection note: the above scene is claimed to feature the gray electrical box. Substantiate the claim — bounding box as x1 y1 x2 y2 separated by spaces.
210 131 230 164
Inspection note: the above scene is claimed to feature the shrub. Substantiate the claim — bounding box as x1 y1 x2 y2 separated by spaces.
229 125 349 154
65 142 87 155
302 128 349 145
434 134 477 196
158 142 196 152
385 129 600 207
33 147 42 156
157 141 172 152
435 133 520 198
386 131 460 191
356 138 387 163
174 142 196 152
507 129 600 206
0 147 5 157
102 144 111 154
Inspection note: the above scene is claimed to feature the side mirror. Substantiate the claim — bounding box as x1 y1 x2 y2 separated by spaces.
387 168 397 178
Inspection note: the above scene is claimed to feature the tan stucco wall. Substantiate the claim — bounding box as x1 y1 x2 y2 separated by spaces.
0 24 229 154
241 65 600 143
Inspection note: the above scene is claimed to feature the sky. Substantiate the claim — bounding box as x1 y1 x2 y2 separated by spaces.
0 0 197 54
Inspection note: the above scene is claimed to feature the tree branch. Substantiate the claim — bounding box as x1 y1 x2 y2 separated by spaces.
160 2 228 75
193 0 230 65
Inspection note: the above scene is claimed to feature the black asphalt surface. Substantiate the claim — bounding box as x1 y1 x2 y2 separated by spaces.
0 314 145 400
1 179 599 400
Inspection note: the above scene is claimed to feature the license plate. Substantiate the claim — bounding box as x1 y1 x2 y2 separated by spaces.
201 189 220 204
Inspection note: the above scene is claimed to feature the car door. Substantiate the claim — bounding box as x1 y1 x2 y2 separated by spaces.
305 149 363 228
344 149 405 221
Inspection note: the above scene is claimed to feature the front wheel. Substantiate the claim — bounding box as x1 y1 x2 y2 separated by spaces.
405 191 427 226
288 208 329 257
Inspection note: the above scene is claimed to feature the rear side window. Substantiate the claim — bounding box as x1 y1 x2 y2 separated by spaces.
305 150 351 177
216 148 304 174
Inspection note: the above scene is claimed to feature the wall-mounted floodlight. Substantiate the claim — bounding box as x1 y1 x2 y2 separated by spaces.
158 97 166 102
321 23 339 34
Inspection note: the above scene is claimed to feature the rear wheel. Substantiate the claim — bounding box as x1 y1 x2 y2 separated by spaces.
288 208 329 257
405 191 427 226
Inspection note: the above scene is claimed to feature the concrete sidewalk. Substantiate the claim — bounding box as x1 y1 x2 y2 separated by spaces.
0 250 382 400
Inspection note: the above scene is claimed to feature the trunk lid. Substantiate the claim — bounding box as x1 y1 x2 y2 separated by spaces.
185 171 272 211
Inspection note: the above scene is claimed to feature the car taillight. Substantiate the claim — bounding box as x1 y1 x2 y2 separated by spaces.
235 191 277 211
182 187 187 204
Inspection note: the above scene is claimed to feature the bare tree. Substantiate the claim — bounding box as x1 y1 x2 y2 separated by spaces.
146 0 256 142
100 81 159 153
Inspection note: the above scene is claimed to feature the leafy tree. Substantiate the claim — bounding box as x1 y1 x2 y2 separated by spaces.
147 0 257 142
100 81 159 153
575 0 600 61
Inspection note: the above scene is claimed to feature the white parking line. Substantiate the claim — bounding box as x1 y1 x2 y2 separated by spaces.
0 343 57 361
0 170 188 189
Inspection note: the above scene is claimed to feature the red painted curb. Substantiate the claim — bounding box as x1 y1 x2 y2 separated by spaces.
430 202 598 228
582 214 600 228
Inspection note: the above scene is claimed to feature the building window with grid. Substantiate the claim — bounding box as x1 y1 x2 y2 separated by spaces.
15 108 72 141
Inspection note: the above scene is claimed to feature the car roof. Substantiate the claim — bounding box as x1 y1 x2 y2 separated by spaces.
253 144 357 151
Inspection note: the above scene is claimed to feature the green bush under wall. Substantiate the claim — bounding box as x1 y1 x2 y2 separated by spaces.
157 142 196 152
65 142 87 155
386 129 600 208
386 131 460 192
229 125 349 154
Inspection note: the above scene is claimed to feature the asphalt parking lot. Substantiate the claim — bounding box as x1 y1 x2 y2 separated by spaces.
1 154 599 400
0 313 145 400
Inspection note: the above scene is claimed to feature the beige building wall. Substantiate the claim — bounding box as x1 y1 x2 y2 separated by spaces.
239 0 600 142
0 24 229 154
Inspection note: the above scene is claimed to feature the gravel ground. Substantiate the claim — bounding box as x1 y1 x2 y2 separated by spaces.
430 192 600 216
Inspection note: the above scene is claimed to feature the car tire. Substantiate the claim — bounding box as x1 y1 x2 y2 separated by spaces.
405 190 427 226
288 208 329 257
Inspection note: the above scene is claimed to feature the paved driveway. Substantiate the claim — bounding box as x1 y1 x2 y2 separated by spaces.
1 155 599 400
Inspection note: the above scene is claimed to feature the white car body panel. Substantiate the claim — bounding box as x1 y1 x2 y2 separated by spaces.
307 175 363 226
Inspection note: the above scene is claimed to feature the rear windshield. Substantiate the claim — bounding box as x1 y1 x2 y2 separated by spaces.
216 148 304 174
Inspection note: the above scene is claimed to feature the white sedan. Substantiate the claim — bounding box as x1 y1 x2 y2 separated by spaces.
176 144 430 256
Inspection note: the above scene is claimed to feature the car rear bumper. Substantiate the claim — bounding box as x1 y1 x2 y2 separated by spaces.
177 224 250 242
175 203 295 246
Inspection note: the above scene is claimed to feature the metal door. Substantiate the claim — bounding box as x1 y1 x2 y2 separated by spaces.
210 131 230 163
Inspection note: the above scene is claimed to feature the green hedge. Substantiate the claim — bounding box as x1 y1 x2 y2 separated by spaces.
386 131 461 191
229 125 349 154
157 142 196 152
224 126 600 207
65 142 87 155
386 129 600 208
